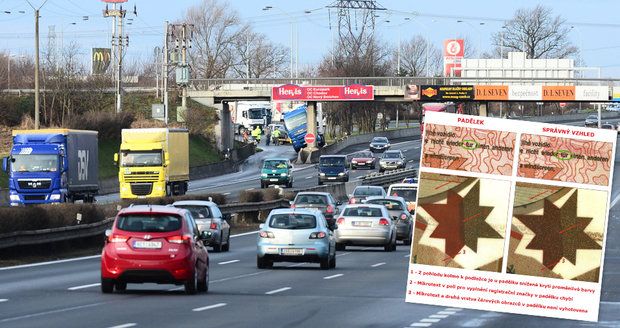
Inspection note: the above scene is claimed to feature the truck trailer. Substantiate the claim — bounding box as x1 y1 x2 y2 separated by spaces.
115 128 189 199
3 129 99 206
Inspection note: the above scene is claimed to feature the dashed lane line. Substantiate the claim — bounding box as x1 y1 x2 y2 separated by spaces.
408 307 461 327
0 299 8 303
371 262 386 267
192 303 227 312
323 274 344 280
108 324 137 328
218 260 240 265
265 287 291 295
0 302 106 323
409 323 432 327
68 283 101 291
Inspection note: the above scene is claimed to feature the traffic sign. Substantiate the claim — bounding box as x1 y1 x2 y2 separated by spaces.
559 102 567 108
304 133 316 144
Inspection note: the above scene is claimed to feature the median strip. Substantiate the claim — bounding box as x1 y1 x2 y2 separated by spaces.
68 283 101 291
265 287 291 295
192 303 227 312
218 260 240 265
323 274 343 280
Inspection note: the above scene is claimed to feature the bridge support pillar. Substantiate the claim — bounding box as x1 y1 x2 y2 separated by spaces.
297 101 319 164
216 101 234 152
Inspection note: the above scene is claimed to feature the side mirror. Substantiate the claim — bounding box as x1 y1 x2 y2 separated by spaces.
164 153 170 167
105 229 112 237
288 164 293 169
259 223 265 229
2 157 8 173
289 200 294 207
113 153 119 166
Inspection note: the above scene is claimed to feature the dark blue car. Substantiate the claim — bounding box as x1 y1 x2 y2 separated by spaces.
318 155 349 185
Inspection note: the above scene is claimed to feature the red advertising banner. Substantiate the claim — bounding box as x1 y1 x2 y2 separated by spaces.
443 39 464 58
272 84 374 101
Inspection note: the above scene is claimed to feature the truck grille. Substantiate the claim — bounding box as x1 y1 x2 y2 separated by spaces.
130 183 153 196
24 195 47 201
124 171 159 182
18 179 52 189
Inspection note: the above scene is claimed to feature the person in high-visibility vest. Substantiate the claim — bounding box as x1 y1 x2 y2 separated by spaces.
251 126 262 144
272 128 281 146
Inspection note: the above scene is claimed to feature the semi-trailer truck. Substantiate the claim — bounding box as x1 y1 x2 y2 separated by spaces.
2 129 99 206
115 128 189 199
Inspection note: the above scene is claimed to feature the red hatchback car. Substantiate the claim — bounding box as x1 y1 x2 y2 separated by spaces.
101 205 209 294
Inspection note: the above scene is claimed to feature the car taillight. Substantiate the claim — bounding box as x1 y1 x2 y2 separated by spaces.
400 213 408 221
379 218 390 226
309 231 326 239
290 204 296 209
326 205 334 214
167 235 192 244
337 217 345 225
349 198 356 204
259 231 275 238
209 221 217 230
108 234 128 243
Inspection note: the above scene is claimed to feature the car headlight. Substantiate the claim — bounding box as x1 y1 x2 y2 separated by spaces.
280 172 288 177
397 161 403 164
261 173 268 177
49 194 61 201
9 195 20 201
319 173 325 176
366 160 373 163
351 160 358 164
338 172 345 176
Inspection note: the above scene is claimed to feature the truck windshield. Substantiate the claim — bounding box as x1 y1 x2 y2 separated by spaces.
121 150 162 167
248 108 264 119
284 111 306 131
12 154 58 172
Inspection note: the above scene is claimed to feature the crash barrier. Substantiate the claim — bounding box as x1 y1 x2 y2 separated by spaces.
512 111 619 124
0 198 292 250
360 168 418 188
321 128 421 157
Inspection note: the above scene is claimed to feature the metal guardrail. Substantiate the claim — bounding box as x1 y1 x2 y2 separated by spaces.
0 200 293 250
361 168 418 187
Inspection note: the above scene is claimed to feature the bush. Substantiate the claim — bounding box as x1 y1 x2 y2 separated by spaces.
239 190 263 203
67 111 134 140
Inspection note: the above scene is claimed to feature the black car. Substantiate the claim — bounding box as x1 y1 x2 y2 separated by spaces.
317 155 349 185
369 137 391 152
584 115 599 127
291 192 342 227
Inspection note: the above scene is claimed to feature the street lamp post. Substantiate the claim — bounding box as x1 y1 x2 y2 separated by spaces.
263 6 297 79
457 20 484 57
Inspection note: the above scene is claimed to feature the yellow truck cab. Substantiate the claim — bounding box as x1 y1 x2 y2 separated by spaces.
115 128 189 199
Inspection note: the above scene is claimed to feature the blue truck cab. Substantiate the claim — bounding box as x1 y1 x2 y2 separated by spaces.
2 129 99 206
282 104 325 152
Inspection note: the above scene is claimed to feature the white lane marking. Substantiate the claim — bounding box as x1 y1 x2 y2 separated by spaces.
108 324 137 328
223 192 231 196
0 299 8 303
371 262 386 267
429 314 449 319
0 302 105 323
230 231 258 238
192 303 227 312
409 323 432 327
413 146 420 149
246 188 255 191
611 192 620 208
68 283 101 291
265 287 291 295
0 255 101 271
404 254 410 258
305 176 313 179
408 160 414 163
421 318 440 323
445 308 462 311
218 260 240 265
323 274 344 280
336 252 351 257
211 271 266 283
437 311 457 315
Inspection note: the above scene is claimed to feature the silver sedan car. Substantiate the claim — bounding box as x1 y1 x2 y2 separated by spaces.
172 200 231 252
335 204 397 252
257 208 336 270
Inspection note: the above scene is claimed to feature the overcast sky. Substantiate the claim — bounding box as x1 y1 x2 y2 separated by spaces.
1 0 619 77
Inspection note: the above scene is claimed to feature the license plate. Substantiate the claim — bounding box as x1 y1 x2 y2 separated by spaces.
133 241 162 249
270 179 279 182
358 163 366 166
328 177 337 180
280 248 304 256
352 221 372 227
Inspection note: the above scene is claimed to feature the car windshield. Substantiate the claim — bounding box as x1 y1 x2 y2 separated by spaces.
269 214 317 229
389 188 418 201
294 194 328 205
372 137 388 144
353 188 384 196
263 160 288 170
248 108 264 119
343 207 383 217
11 154 58 172
174 205 211 219
354 151 373 158
117 214 182 232
366 199 403 210
320 157 345 167
121 150 162 167
383 152 400 159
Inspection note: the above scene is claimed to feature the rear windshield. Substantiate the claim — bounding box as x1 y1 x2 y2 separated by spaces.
269 214 317 229
117 214 182 232
295 194 328 205
263 160 288 170
366 199 403 211
382 152 400 159
174 205 211 219
390 188 417 200
354 188 384 196
343 207 383 217
320 157 345 167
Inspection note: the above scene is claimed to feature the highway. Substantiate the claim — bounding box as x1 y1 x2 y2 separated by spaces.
1 123 619 327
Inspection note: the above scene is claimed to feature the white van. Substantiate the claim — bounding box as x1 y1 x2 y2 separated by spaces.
387 183 418 213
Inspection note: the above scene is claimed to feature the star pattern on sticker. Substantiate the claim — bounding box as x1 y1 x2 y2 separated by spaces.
514 190 601 269
421 180 501 258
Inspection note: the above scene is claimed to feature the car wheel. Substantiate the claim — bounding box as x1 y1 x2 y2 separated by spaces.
197 266 208 293
184 268 198 295
318 180 323 185
335 243 345 251
287 181 293 188
222 234 230 252
115 282 127 292
260 182 265 189
257 255 272 269
212 236 222 252
101 278 114 294
379 169 384 173
320 256 330 270
329 253 336 268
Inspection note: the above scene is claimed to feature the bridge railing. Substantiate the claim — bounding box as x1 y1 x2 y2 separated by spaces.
190 76 620 91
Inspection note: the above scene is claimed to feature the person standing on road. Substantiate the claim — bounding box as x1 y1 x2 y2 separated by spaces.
265 126 272 146
252 126 262 144
272 128 281 146
242 129 249 143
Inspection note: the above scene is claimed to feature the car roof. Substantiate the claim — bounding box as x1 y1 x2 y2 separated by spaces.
172 200 218 207
365 195 407 202
119 205 187 215
384 149 401 153
389 183 418 189
263 157 289 161
354 186 385 191
320 155 346 159
269 208 321 215
296 191 331 196
343 203 386 209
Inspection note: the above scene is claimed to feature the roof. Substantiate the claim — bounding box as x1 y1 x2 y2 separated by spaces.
296 191 331 196
263 157 290 161
119 205 187 216
343 203 385 209
269 208 321 215
12 129 98 136
320 155 346 158
354 185 385 190
365 195 407 202
172 200 218 207
389 183 418 189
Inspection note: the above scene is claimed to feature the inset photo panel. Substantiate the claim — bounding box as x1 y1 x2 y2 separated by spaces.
411 172 510 272
508 183 606 282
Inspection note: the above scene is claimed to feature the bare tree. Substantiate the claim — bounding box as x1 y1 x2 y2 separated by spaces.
184 0 246 78
393 35 442 76
231 30 289 78
490 5 578 59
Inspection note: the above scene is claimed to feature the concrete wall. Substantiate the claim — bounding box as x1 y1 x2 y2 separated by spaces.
321 127 421 156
